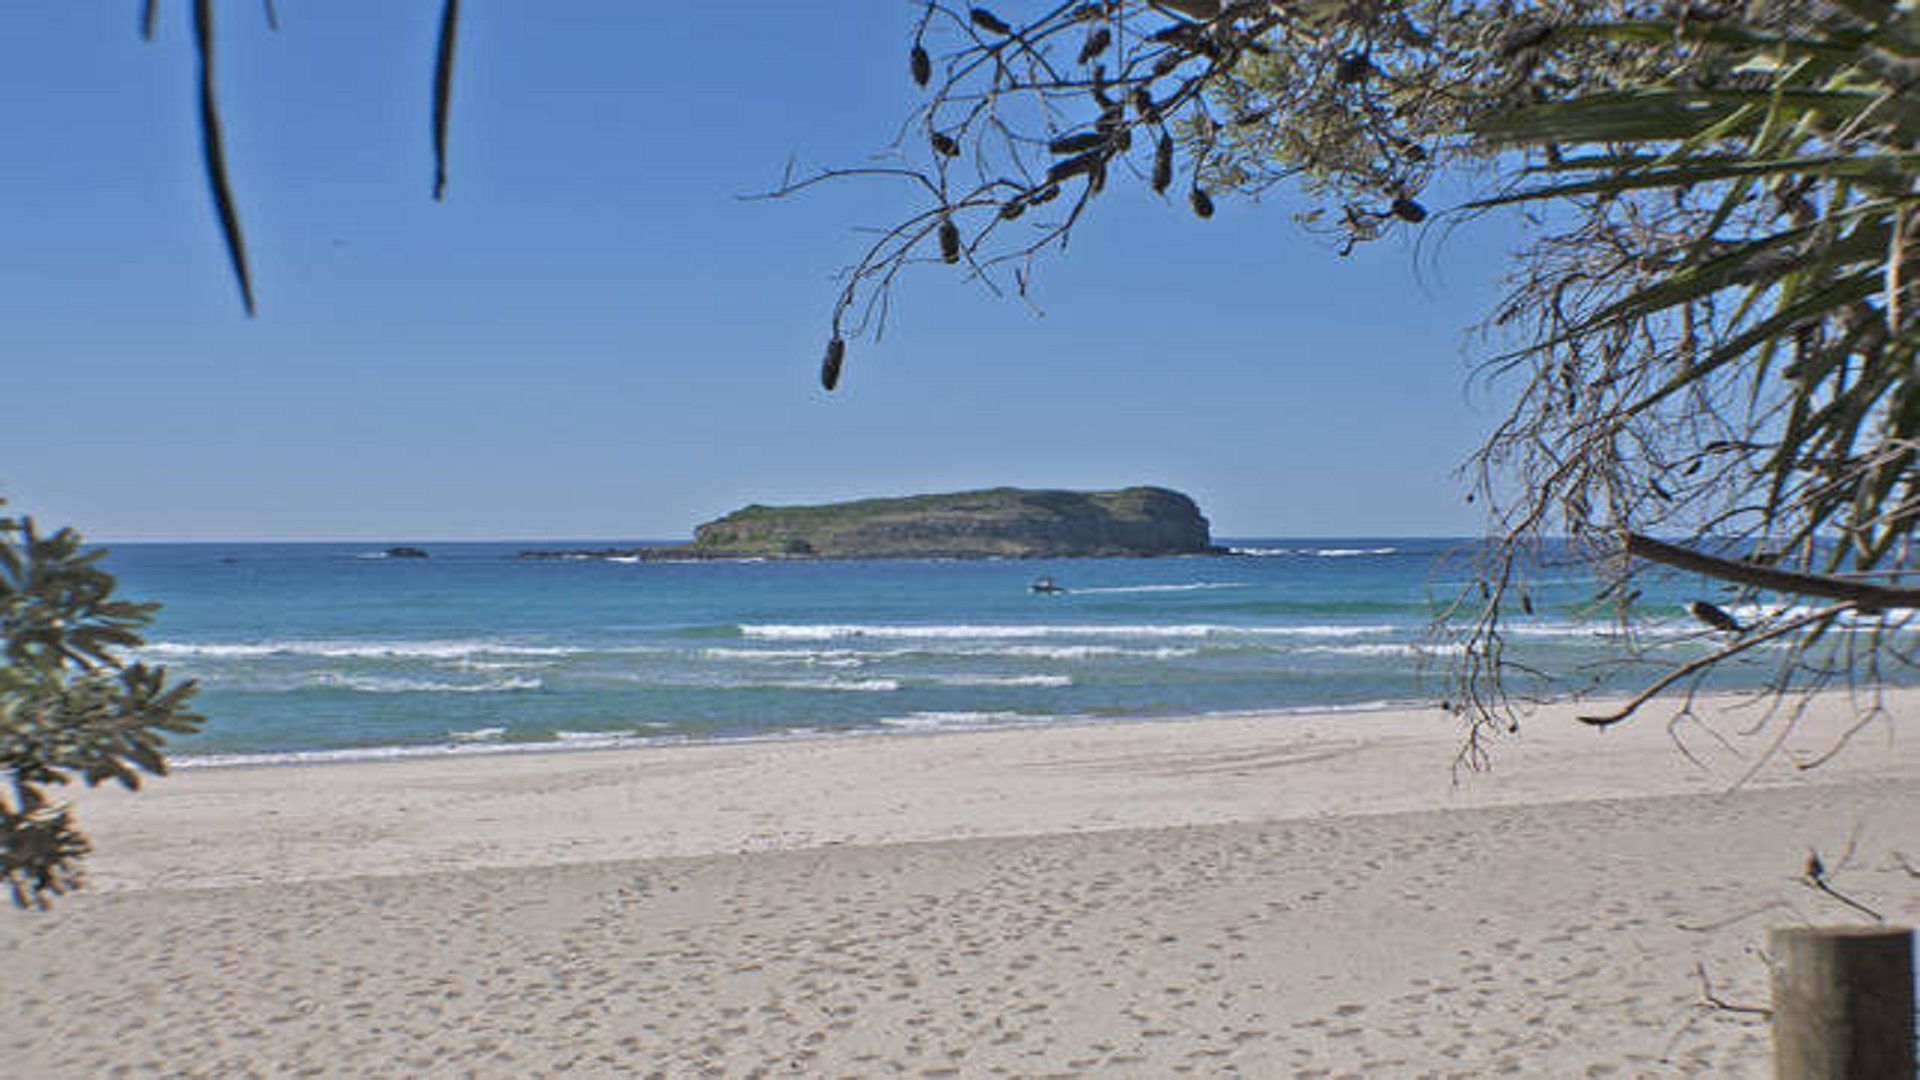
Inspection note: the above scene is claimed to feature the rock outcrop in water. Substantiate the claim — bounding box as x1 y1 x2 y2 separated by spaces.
520 487 1219 561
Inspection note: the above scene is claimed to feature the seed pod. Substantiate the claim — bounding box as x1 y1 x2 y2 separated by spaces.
820 337 845 391
1189 186 1213 219
910 44 931 86
1048 131 1108 155
969 7 1012 35
998 198 1026 220
1151 134 1173 193
1078 29 1111 65
1335 52 1371 83
1131 86 1158 122
1047 151 1105 183
930 131 961 158
938 218 962 263
1028 183 1061 206
1687 600 1743 633
1086 159 1107 194
1390 196 1427 223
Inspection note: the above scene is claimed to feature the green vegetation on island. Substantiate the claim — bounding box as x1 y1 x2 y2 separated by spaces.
521 487 1218 561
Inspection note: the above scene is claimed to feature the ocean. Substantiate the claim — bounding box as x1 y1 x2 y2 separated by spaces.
100 539 1806 764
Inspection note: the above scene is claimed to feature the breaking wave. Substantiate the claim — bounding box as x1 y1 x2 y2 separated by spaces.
1227 546 1400 558
143 638 579 661
924 674 1074 688
1071 582 1249 594
878 710 1063 732
313 674 542 694
739 623 1401 641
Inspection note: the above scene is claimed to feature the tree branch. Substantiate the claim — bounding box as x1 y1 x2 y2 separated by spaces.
1624 533 1920 613
1577 603 1854 727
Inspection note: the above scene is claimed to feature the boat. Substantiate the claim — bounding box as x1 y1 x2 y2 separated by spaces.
1030 577 1065 595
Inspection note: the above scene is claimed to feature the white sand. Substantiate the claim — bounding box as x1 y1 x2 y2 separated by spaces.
5 690 1917 1077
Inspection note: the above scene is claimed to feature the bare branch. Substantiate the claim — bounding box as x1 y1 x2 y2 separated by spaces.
1625 534 1920 613
1577 604 1854 727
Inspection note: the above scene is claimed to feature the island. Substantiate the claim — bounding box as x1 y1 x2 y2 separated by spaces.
519 486 1220 561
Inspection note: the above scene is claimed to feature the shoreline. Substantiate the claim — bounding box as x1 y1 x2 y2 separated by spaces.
166 696 1433 770
162 680 1919 774
58 686 1920 894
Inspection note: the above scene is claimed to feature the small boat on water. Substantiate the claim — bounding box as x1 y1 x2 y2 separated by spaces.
1030 577 1065 595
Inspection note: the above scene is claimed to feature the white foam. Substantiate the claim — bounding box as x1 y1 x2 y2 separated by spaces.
447 726 506 742
451 659 558 672
617 676 900 693
1723 603 1900 629
142 638 577 661
1225 546 1399 557
771 678 900 692
878 710 1053 732
1500 620 1691 641
551 729 648 747
739 623 1399 642
925 674 1074 688
986 644 1202 660
704 643 1202 663
700 647 871 668
1295 643 1466 658
1071 582 1249 594
312 674 542 694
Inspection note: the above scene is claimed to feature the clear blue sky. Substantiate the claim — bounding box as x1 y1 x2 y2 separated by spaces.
1 3 1520 541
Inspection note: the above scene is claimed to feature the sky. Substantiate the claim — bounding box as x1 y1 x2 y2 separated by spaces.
0 3 1525 541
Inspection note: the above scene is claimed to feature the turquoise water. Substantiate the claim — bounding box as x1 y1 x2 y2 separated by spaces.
102 539 1751 763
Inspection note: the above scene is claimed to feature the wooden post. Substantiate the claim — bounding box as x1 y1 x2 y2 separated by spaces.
1769 925 1914 1079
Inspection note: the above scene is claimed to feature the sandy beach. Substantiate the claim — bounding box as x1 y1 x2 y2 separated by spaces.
6 689 1917 1077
